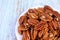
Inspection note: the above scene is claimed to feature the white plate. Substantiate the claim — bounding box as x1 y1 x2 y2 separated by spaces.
15 5 60 40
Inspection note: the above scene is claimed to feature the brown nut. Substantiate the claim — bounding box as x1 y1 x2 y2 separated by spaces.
52 20 58 30
18 24 27 31
44 5 53 11
28 13 38 19
19 16 25 24
28 19 39 26
26 31 30 40
37 8 44 13
38 31 43 38
33 30 38 40
34 21 46 30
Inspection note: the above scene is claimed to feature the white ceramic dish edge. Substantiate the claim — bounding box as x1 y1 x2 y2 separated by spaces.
15 5 60 40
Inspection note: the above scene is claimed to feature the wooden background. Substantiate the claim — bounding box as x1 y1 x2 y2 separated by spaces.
0 0 60 40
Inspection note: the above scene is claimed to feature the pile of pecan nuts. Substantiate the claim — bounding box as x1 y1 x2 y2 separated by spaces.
18 5 60 40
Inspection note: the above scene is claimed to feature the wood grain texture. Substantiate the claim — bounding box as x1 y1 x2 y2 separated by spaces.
0 0 60 40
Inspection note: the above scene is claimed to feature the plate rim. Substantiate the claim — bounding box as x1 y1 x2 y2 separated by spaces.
15 5 60 40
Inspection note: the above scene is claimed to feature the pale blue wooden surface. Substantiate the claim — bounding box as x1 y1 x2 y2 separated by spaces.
0 0 60 40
